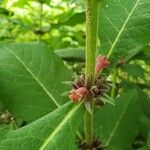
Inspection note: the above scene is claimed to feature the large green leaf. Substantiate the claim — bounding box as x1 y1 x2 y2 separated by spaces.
123 64 145 78
99 0 150 72
94 90 141 150
0 102 83 150
0 44 72 121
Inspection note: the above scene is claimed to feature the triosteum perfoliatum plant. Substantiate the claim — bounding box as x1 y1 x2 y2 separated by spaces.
0 0 150 150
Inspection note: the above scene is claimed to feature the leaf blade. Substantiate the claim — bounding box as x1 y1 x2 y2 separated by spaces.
6 47 60 107
0 44 72 121
39 102 82 150
0 102 83 150
94 90 141 149
99 0 150 72
107 0 140 58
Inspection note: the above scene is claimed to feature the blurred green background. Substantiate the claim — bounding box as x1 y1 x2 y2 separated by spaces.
0 0 85 49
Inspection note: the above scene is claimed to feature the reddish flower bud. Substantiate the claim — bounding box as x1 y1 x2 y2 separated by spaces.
69 90 81 102
69 87 88 102
118 58 125 66
95 55 110 75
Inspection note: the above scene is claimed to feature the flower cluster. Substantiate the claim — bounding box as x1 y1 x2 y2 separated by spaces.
69 55 110 102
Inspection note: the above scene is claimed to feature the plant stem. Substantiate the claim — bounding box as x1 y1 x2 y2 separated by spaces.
84 102 93 145
85 0 100 88
84 0 100 145
111 69 117 99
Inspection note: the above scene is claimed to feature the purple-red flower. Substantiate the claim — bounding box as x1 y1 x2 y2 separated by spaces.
95 55 110 75
69 87 88 102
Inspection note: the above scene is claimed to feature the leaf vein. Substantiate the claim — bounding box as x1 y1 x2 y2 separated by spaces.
5 47 60 108
39 103 82 150
107 0 141 58
105 94 133 146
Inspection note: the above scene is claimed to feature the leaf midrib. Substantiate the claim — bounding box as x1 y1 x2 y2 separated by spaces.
6 47 60 108
107 0 140 58
39 102 82 150
105 93 133 146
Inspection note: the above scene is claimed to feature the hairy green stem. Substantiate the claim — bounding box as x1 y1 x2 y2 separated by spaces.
84 102 93 145
111 69 117 99
85 0 100 88
84 0 100 145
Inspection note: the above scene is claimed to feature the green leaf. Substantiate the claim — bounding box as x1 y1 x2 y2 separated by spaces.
133 49 150 63
120 79 150 91
85 101 92 114
103 94 115 102
0 125 12 142
148 132 150 145
123 64 145 78
99 0 150 72
100 96 115 106
62 12 85 26
0 44 72 121
55 48 85 62
0 102 83 150
125 47 142 62
141 113 150 130
94 90 141 150
0 7 11 16
138 89 150 119
138 146 150 150
11 0 28 7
